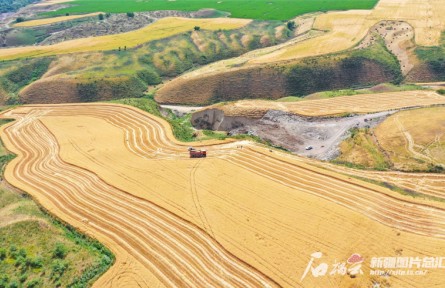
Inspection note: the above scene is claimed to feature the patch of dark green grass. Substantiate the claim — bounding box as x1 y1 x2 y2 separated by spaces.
50 0 379 21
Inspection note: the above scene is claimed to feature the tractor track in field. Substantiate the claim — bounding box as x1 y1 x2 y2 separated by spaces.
3 103 445 287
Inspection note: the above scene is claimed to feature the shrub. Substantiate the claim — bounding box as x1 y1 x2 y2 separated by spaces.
437 89 445 95
8 280 19 288
127 12 135 18
53 243 68 259
286 20 296 30
25 278 40 288
0 275 9 288
19 273 28 283
77 82 99 102
0 248 6 260
27 256 43 268
428 164 444 173
8 245 17 259
98 13 104 20
15 17 24 23
137 69 162 85
18 249 26 258
194 26 200 31
14 256 27 268
51 260 68 280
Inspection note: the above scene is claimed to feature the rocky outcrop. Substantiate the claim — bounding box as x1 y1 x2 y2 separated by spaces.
191 108 254 130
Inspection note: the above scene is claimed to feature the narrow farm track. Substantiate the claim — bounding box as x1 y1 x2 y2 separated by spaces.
1 108 279 288
3 103 445 287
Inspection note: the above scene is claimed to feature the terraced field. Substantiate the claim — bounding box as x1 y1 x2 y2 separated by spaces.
3 103 445 287
0 17 250 60
202 90 445 118
13 12 100 27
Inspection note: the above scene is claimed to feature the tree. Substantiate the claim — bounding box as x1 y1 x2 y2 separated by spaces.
15 17 25 23
194 26 200 31
127 12 135 18
98 13 104 21
286 20 296 31
65 13 69 16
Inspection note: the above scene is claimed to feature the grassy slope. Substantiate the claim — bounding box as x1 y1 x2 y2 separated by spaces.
0 119 114 288
333 128 390 171
14 20 291 104
278 83 426 101
0 18 250 60
0 58 52 104
415 32 445 81
334 107 445 173
158 39 403 105
52 0 379 20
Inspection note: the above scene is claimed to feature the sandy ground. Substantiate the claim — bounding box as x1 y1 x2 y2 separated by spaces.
357 20 416 75
160 105 203 117
230 110 392 159
191 90 445 158
3 104 445 287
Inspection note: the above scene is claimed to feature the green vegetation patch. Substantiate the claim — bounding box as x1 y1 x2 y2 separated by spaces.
0 58 52 105
51 0 379 20
283 39 402 98
416 32 445 80
333 128 391 171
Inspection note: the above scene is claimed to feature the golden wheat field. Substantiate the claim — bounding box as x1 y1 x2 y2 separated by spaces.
203 90 445 118
252 0 445 63
13 12 101 27
0 17 250 60
2 103 445 287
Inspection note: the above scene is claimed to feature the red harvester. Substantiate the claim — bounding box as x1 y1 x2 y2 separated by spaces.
188 147 206 158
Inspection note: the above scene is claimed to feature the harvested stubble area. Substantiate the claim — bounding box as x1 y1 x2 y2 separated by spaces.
3 104 445 287
205 90 445 118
